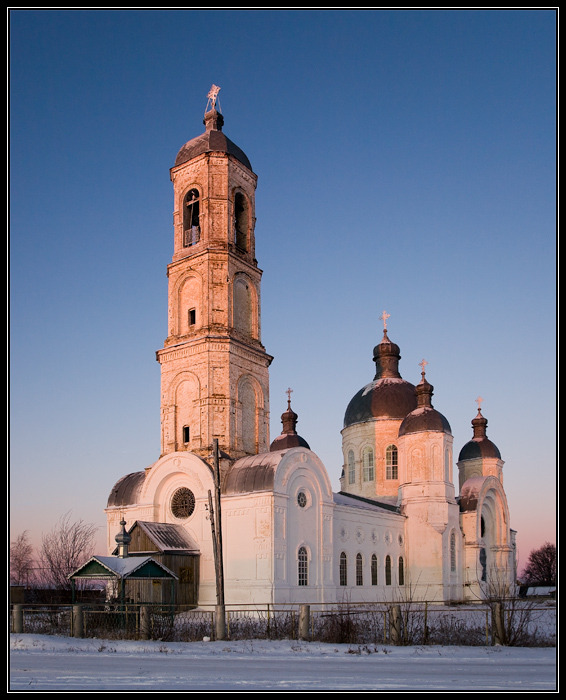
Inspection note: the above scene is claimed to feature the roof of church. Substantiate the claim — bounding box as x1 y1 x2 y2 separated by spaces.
174 108 253 172
334 491 401 514
107 470 146 508
223 451 282 495
343 329 417 427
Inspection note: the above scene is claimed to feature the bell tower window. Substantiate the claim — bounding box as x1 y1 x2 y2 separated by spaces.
183 426 190 444
183 189 200 247
234 192 249 252
188 308 196 326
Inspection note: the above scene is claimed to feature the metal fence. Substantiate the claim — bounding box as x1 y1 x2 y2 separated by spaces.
10 600 556 647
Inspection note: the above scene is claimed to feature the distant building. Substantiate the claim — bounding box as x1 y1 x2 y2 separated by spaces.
106 89 516 605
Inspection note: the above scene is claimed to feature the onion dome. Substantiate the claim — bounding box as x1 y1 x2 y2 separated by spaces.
174 105 253 172
398 361 452 436
270 391 310 451
458 400 501 461
115 519 132 558
343 327 417 427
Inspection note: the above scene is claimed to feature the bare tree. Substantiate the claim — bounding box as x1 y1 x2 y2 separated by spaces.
521 542 556 586
10 530 35 585
39 512 99 591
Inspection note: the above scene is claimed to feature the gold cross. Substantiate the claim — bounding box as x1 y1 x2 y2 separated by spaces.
379 310 390 329
286 387 293 405
476 396 484 411
419 359 428 374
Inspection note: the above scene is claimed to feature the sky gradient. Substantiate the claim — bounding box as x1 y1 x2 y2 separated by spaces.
10 9 556 571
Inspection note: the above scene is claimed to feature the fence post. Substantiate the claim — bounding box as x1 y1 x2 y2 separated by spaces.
72 605 84 638
298 604 310 641
140 606 150 640
13 605 23 634
390 604 402 645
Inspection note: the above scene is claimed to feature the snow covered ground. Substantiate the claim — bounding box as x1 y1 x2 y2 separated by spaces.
10 634 556 691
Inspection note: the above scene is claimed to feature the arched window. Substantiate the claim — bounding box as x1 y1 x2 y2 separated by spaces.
398 556 404 585
233 276 253 338
183 189 200 247
339 552 347 586
385 555 392 586
347 450 355 485
450 531 456 572
386 445 398 480
371 554 378 585
298 547 308 586
356 553 363 586
234 192 249 251
362 447 374 482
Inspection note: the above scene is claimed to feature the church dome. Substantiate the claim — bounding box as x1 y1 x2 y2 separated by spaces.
174 108 253 172
458 406 501 461
343 328 417 427
398 367 451 436
107 471 146 508
270 394 310 451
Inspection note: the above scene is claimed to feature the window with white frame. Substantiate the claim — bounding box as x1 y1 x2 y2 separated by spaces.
362 447 374 481
298 546 308 586
386 444 398 480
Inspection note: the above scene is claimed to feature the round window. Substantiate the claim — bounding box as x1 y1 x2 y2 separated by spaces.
171 487 196 519
297 491 307 508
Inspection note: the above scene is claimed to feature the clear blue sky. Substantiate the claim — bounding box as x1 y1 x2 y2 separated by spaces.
10 9 556 568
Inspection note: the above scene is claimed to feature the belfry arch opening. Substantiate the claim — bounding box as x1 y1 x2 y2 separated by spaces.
234 191 249 252
183 188 200 247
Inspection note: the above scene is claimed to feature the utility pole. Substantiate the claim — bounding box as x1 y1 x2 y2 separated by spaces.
208 438 226 639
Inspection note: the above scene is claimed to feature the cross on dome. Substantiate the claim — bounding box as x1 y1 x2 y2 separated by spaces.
286 387 293 407
379 310 390 329
419 358 428 375
476 396 484 412
206 84 221 111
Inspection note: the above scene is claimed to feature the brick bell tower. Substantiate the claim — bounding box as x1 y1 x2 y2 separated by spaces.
156 86 272 461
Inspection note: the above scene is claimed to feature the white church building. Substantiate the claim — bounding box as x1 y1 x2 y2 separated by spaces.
105 88 516 606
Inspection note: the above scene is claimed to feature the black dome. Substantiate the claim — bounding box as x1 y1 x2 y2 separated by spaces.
344 377 417 427
458 438 501 461
343 329 417 428
398 406 452 436
174 109 253 171
398 371 451 437
458 408 501 461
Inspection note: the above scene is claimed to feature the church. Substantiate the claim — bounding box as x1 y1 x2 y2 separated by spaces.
105 87 516 607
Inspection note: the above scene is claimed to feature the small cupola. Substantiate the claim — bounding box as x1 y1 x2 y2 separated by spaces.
269 389 310 451
398 360 452 436
115 519 132 558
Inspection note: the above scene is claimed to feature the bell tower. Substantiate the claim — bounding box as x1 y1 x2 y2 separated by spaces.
156 86 272 461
